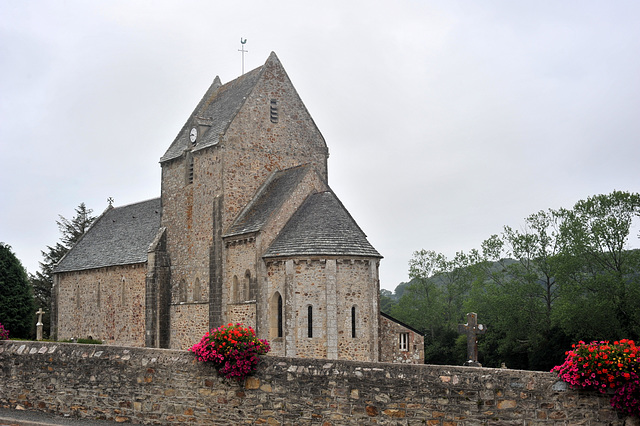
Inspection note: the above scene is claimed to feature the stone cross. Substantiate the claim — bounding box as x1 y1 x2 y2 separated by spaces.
36 308 44 341
458 312 486 367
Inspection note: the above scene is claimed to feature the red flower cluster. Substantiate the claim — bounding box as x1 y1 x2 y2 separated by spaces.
190 323 270 381
552 339 640 417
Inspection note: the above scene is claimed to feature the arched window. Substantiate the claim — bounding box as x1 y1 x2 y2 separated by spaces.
96 280 101 308
269 292 283 339
193 278 201 302
351 306 356 338
121 277 126 305
76 285 81 309
307 305 313 338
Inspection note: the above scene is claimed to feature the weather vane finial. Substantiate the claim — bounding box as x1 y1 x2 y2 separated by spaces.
107 197 114 207
238 38 248 75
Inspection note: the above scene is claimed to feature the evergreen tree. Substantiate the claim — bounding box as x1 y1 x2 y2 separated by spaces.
0 242 34 338
29 203 96 337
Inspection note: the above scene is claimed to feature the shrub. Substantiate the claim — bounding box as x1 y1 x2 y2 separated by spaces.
0 323 9 340
552 339 640 417
190 323 270 382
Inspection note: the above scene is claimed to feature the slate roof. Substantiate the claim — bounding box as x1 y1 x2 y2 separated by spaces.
381 311 425 336
53 198 161 273
225 165 311 238
159 58 265 163
263 191 382 259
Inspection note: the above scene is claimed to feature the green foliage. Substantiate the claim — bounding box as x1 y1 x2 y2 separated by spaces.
0 243 35 338
390 190 640 371
379 289 395 314
61 338 102 344
29 203 96 338
556 191 640 340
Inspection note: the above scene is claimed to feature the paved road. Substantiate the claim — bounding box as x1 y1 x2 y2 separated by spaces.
0 408 124 426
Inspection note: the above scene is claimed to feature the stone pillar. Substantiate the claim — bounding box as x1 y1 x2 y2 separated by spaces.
50 274 59 341
284 260 297 357
326 259 338 360
145 228 171 348
209 196 223 329
369 260 380 362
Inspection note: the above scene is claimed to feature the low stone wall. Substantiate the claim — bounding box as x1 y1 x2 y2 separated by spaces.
0 340 632 425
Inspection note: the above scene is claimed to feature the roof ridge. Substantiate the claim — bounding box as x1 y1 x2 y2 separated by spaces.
211 59 270 144
165 75 223 158
224 164 312 238
53 198 162 273
228 169 280 232
322 187 371 239
263 190 382 259
108 196 161 210
160 55 278 163
53 204 112 271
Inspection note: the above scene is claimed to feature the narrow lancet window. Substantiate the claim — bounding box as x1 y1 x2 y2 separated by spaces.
307 305 313 338
277 294 283 338
121 277 126 305
351 306 356 338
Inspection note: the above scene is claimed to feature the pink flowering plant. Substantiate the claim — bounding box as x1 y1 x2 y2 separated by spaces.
0 323 8 340
552 339 640 417
190 323 270 381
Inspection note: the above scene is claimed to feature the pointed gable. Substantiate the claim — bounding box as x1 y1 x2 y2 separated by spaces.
225 165 312 237
160 65 262 163
53 198 161 273
263 191 382 259
160 52 327 164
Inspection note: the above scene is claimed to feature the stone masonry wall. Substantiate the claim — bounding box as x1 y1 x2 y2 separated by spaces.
0 341 632 425
379 314 425 364
264 258 380 362
161 152 218 350
335 259 379 362
56 264 146 347
220 56 328 233
168 303 209 350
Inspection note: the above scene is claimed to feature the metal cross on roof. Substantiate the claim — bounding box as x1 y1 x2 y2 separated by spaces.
238 38 248 74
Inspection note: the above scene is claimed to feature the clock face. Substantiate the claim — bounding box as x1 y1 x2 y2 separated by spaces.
189 127 198 144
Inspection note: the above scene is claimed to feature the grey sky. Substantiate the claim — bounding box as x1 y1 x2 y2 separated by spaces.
1 1 639 290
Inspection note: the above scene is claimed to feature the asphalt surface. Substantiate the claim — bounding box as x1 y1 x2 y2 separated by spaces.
0 407 125 426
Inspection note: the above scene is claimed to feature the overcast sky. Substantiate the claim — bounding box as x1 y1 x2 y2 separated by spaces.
1 1 639 291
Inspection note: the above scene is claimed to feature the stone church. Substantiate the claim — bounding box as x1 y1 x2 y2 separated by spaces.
52 53 423 364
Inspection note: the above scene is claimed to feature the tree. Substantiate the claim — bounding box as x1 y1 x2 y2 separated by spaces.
388 190 640 370
379 289 396 314
394 250 446 338
391 249 477 365
0 243 34 338
556 191 640 341
29 203 96 337
56 203 96 248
